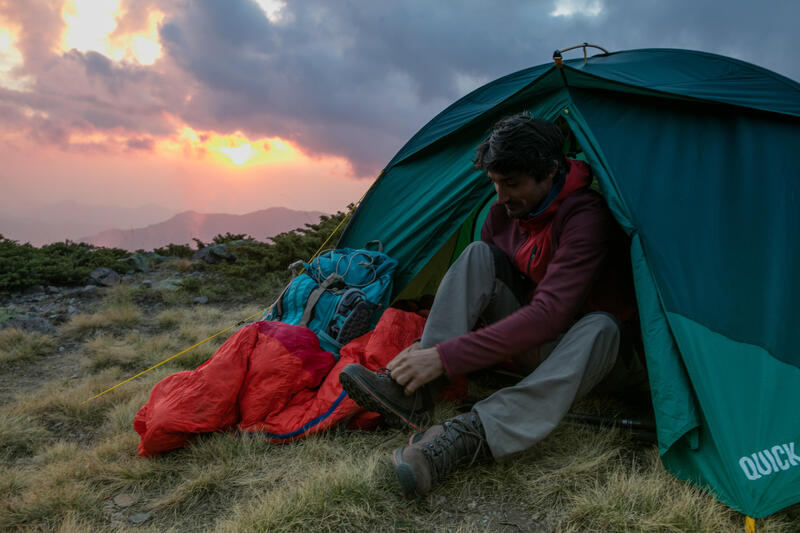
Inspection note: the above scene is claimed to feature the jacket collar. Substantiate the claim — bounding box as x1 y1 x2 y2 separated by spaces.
523 159 592 223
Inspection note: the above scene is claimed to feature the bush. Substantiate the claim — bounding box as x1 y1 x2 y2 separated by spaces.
153 243 194 258
169 209 351 303
0 236 130 293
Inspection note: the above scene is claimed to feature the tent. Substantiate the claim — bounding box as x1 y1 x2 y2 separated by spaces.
337 47 800 518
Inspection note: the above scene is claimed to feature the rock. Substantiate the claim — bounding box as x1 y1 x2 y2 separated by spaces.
0 308 15 324
193 296 209 304
67 305 78 314
141 280 152 289
113 493 138 508
192 243 236 264
125 252 169 273
128 513 152 524
47 286 60 294
90 268 121 287
23 285 45 295
2 317 58 335
154 279 181 291
82 285 97 294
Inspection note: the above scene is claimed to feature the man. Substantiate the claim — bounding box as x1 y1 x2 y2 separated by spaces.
339 113 640 497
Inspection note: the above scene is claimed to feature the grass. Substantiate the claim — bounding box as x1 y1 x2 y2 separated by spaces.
1 284 799 532
0 327 57 364
63 286 142 336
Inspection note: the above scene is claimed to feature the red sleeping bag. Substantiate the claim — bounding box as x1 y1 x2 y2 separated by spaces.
134 308 428 456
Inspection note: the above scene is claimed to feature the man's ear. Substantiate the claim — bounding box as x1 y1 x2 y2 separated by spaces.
547 161 559 181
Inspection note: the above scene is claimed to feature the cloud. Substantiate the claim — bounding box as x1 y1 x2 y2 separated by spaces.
551 0 604 18
1 0 799 179
125 136 154 151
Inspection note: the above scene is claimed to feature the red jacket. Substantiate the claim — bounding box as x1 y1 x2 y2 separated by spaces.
437 160 636 376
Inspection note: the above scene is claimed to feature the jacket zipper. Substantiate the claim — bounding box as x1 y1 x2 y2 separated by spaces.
526 244 538 275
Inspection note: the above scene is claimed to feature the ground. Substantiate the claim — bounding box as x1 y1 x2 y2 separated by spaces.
1 264 798 532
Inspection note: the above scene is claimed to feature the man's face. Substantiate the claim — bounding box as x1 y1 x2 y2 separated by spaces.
488 169 556 218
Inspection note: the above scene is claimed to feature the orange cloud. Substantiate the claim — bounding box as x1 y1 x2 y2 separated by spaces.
157 117 320 170
0 18 33 90
59 0 164 65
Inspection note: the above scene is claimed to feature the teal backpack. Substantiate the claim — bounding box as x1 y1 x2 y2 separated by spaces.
265 243 398 357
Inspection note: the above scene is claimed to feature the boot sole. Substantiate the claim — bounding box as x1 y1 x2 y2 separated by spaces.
339 370 424 431
392 447 419 498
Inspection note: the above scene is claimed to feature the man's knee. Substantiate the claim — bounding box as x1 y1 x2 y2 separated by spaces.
458 241 494 265
578 312 621 344
459 242 529 302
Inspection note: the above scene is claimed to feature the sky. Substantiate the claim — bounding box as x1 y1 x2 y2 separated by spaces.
0 0 798 225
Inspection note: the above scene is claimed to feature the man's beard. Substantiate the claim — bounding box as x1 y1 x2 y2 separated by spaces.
504 204 526 218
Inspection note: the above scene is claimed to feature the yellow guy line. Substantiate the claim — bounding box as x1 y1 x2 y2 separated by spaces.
83 309 265 403
84 193 368 403
299 202 361 275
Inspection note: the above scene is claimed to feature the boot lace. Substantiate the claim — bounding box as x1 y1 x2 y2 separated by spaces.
374 367 429 430
421 415 487 483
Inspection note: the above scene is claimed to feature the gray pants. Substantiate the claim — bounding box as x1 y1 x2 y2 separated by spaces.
420 241 625 459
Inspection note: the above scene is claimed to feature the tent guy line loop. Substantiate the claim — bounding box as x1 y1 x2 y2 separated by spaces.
83 191 369 404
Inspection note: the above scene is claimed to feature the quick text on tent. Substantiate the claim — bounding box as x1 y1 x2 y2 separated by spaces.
739 443 800 481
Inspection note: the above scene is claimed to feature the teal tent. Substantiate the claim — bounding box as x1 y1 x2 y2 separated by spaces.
338 48 800 518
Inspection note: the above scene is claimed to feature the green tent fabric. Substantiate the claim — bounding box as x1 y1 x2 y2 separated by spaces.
338 48 800 518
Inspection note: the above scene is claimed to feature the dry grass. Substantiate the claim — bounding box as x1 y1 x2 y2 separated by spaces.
1 298 798 532
163 258 195 272
64 305 141 336
0 412 50 460
0 328 56 364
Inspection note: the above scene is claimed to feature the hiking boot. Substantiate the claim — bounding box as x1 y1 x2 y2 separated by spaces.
391 412 490 497
339 363 434 430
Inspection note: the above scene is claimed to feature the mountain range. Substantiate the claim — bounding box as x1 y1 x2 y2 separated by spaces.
80 207 327 251
0 202 176 246
0 203 327 251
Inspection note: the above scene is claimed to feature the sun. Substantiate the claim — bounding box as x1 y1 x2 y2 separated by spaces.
155 119 306 169
219 143 255 166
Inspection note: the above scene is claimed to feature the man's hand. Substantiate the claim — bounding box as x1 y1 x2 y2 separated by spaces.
387 344 444 395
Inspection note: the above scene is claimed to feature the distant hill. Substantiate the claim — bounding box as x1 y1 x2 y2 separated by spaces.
80 207 327 251
0 202 176 246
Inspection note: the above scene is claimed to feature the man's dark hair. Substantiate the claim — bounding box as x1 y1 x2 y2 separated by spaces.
474 114 566 182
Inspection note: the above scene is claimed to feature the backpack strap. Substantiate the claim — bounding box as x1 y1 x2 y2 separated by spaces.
300 274 344 327
270 260 311 320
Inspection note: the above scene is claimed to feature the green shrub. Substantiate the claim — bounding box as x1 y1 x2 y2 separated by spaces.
178 210 351 302
0 236 129 293
153 243 194 258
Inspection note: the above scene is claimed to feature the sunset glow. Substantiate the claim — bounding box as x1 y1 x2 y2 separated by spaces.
60 0 164 65
0 23 32 90
218 143 255 166
159 121 308 169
